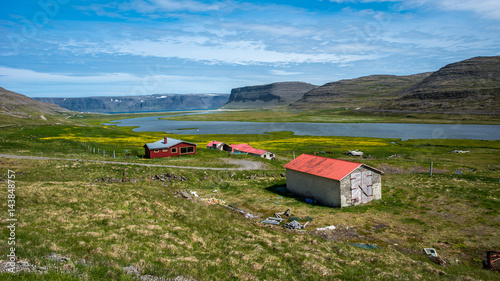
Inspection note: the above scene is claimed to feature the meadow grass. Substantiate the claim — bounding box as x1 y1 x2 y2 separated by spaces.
0 114 499 280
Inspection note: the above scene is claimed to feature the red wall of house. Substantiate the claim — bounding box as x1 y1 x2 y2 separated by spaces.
145 143 197 159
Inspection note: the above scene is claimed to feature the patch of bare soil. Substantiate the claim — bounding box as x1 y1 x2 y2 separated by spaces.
312 226 367 243
222 158 267 170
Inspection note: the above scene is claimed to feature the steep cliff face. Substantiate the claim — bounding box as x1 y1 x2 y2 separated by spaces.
35 94 229 113
290 74 431 109
223 82 317 108
366 56 500 114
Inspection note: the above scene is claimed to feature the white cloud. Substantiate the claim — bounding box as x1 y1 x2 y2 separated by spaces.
100 37 379 65
405 0 500 20
0 67 138 83
0 66 238 96
120 0 221 13
270 70 304 76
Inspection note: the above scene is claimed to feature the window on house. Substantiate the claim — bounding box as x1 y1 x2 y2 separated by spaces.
162 149 168 152
180 146 194 154
171 148 178 153
154 150 159 153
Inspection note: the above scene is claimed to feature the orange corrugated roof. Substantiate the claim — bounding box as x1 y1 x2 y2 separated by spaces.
230 143 268 155
207 141 222 147
284 154 365 181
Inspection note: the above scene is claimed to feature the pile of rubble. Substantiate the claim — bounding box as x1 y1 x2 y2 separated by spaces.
260 209 311 230
0 253 79 274
122 265 197 281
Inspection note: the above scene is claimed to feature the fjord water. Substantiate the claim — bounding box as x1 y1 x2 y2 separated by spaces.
108 115 500 140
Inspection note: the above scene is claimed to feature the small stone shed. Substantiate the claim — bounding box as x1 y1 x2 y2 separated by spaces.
284 154 383 207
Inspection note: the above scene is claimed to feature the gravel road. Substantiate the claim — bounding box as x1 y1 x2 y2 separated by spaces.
0 154 266 171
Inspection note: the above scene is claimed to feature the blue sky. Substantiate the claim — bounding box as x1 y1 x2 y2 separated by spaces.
1 0 499 97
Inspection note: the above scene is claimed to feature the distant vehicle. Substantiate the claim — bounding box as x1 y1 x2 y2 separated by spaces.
345 150 364 156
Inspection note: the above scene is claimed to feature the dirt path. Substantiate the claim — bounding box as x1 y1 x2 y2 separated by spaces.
0 154 266 171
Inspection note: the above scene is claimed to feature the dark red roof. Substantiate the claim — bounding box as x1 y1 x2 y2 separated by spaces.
284 154 380 181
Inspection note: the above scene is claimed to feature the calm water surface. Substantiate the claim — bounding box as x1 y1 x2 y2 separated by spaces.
108 115 500 140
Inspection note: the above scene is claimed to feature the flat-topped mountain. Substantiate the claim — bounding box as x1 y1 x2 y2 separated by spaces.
35 94 229 113
290 73 431 109
0 87 69 120
366 56 500 114
223 82 317 109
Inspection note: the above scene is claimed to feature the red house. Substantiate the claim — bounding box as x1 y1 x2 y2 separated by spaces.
144 137 197 159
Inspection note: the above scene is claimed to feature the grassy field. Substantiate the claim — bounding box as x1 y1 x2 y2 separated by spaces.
0 113 499 280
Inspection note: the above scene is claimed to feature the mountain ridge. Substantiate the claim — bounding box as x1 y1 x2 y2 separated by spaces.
364 56 500 114
222 82 317 109
0 87 70 120
290 73 432 110
35 94 229 113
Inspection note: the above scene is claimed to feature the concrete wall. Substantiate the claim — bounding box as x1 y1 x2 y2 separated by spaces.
339 166 382 207
285 169 341 207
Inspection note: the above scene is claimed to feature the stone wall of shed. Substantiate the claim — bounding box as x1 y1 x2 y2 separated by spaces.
285 169 341 207
339 166 382 207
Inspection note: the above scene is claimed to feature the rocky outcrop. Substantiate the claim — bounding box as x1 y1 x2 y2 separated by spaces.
223 82 317 108
35 94 229 113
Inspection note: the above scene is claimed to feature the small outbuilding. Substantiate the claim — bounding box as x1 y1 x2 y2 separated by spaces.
144 137 197 159
230 143 275 160
207 141 232 152
284 154 383 207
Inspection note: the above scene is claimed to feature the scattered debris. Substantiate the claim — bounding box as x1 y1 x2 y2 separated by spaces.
200 198 225 205
225 205 259 219
424 248 438 257
284 220 308 230
261 209 292 225
348 243 379 250
424 248 448 266
483 251 500 272
189 191 199 197
122 265 198 281
261 217 284 225
316 225 336 231
305 198 317 204
345 150 363 156
274 209 291 219
244 213 259 219
451 150 470 153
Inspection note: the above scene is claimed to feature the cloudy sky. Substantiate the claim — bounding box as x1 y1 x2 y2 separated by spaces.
1 0 499 97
